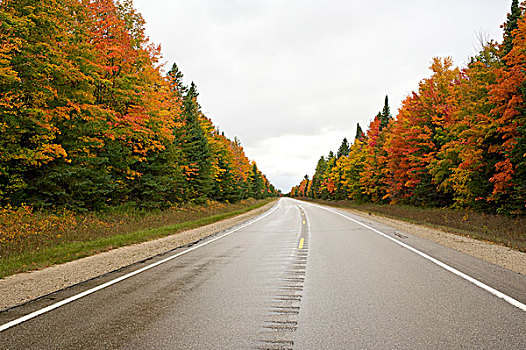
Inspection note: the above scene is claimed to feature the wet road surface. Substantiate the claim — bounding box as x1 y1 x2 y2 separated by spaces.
1 198 525 349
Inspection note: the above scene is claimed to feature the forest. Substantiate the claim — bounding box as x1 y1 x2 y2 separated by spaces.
0 0 278 211
290 1 526 215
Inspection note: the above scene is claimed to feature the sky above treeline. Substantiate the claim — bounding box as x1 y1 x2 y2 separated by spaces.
132 0 510 192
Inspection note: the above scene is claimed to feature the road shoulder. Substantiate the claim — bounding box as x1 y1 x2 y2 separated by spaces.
0 200 278 311
340 207 525 276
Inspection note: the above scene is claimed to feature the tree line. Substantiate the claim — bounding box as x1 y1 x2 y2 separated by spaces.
290 1 526 215
0 0 277 210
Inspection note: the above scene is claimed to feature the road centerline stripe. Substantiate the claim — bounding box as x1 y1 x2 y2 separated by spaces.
0 202 281 333
299 200 526 312
298 238 305 249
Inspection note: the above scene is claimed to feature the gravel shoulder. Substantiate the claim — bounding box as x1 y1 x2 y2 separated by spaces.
0 200 277 311
342 207 526 276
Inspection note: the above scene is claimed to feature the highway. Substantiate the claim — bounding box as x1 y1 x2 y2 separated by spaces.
1 198 525 349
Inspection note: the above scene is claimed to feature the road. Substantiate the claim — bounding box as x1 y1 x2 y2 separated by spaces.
1 198 525 349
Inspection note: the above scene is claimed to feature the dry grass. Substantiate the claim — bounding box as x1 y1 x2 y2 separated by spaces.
308 199 526 252
0 199 272 277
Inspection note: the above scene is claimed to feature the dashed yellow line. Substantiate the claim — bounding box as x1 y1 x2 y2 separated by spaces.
302 220 305 225
298 238 305 249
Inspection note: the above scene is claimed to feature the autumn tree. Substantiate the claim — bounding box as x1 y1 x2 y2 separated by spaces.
430 43 501 210
387 58 460 206
488 9 526 213
360 115 390 203
0 0 276 211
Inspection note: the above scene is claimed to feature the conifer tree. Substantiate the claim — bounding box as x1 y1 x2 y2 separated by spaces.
379 95 392 130
167 62 188 97
178 82 212 202
355 123 365 141
248 163 264 199
310 156 327 198
337 138 350 158
502 0 522 58
303 174 310 196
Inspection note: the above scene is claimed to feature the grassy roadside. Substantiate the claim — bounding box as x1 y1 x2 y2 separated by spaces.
302 199 525 253
0 199 274 278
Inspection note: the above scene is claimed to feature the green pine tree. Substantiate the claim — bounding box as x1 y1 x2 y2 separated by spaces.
248 163 264 199
379 95 392 130
502 0 522 58
309 156 327 198
167 62 188 97
178 82 212 202
337 138 350 158
355 123 365 141
303 174 310 196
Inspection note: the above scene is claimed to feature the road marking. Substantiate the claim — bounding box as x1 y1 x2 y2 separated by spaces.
300 200 526 312
0 202 281 333
302 220 305 224
298 238 305 250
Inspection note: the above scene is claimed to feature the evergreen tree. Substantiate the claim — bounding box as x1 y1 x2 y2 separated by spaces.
355 123 365 141
303 174 310 196
379 95 392 130
210 152 238 202
309 156 327 198
167 62 188 97
178 82 212 202
502 0 522 58
337 138 350 158
248 163 264 199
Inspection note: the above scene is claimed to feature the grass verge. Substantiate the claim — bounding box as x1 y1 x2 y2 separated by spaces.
0 199 274 278
303 199 525 252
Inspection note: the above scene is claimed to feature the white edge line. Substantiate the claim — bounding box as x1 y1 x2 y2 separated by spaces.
0 201 281 332
299 200 526 312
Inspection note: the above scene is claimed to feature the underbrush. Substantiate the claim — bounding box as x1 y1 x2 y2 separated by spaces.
307 199 526 252
0 198 273 277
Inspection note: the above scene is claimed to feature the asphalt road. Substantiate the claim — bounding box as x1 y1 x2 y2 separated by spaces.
1 198 525 349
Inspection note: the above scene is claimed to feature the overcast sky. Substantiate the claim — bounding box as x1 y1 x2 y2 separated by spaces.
132 0 510 192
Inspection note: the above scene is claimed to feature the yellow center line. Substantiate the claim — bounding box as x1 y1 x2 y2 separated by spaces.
302 220 305 224
298 238 305 249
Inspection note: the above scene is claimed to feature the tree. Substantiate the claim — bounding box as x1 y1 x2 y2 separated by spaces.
302 174 310 196
355 123 365 141
387 58 459 206
177 82 212 202
167 62 188 98
248 163 264 199
0 0 276 211
379 95 392 130
360 114 390 203
309 156 327 198
488 11 526 213
0 0 95 208
502 0 523 58
429 43 501 210
337 138 350 158
343 138 368 201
